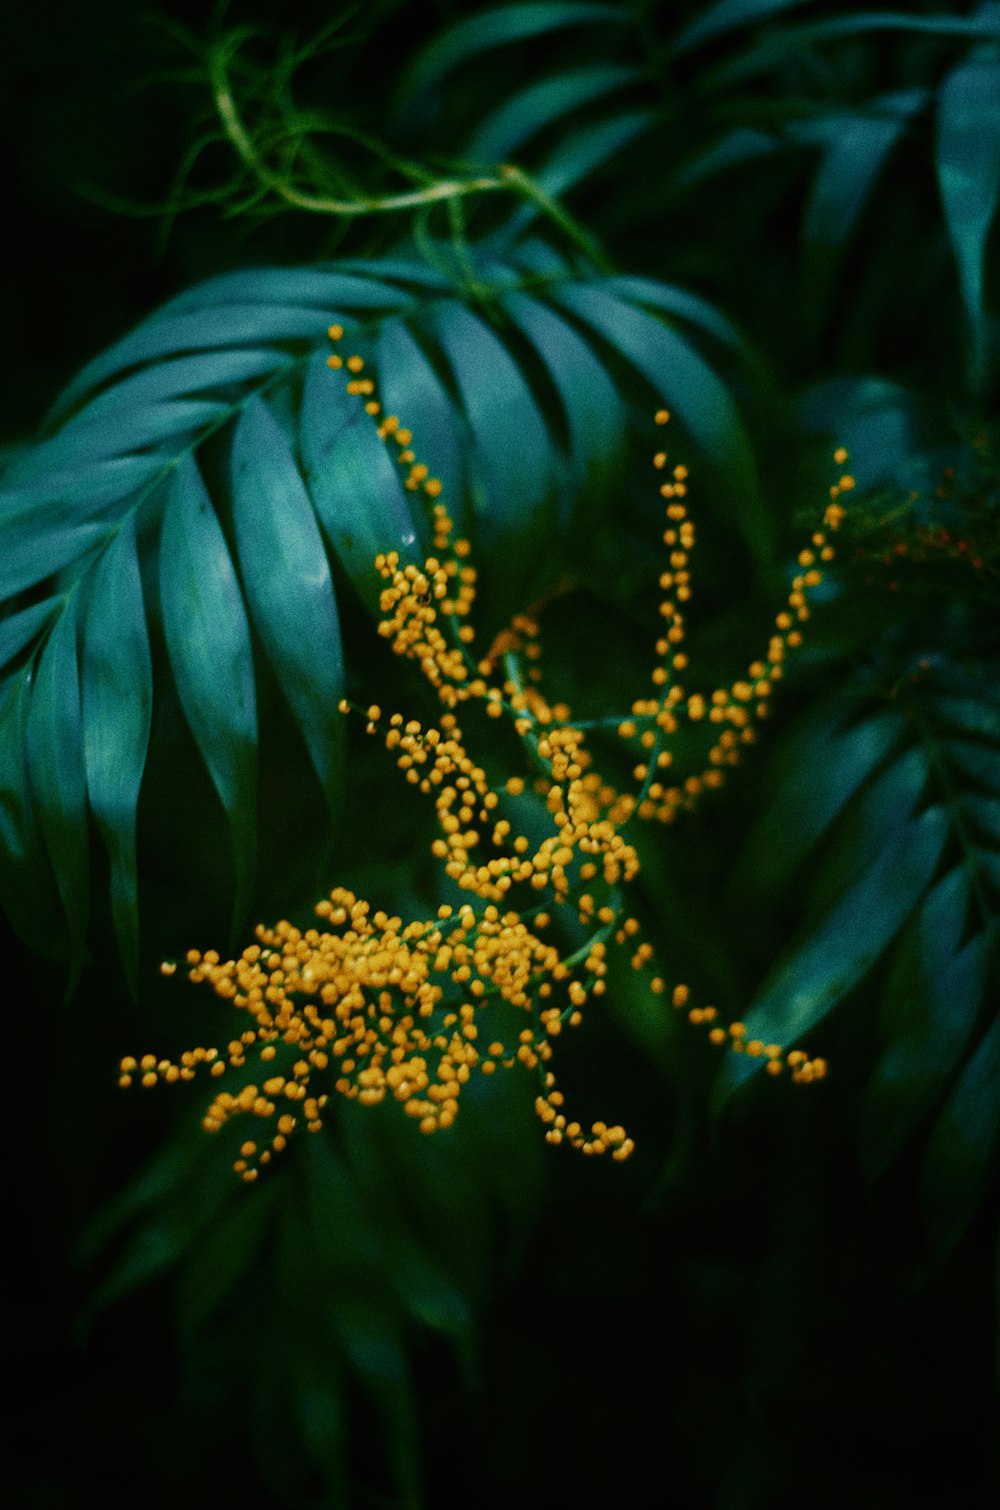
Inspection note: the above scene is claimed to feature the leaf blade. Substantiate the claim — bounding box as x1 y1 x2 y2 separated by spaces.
160 455 258 928
232 396 345 822
300 351 423 613
550 283 768 553
81 516 153 992
25 594 89 987
936 44 1000 389
717 803 948 1103
401 3 628 104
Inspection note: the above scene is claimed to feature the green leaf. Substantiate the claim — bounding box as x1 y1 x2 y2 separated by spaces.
81 517 153 993
531 110 656 198
175 1180 280 1345
0 673 64 955
671 0 816 56
922 1015 1000 1259
286 1316 350 1508
376 318 467 532
965 795 1000 849
29 350 295 474
672 127 778 190
338 1108 475 1358
947 737 1000 792
301 1132 421 1503
710 12 1000 89
930 690 1000 744
401 3 628 104
797 377 940 494
0 486 145 602
1 455 164 513
331 1289 422 1508
23 399 227 475
800 91 928 334
936 44 1000 389
82 1154 237 1325
48 270 418 426
160 266 415 316
160 455 258 931
550 283 768 553
3 243 770 970
466 63 641 162
429 303 555 557
806 747 933 917
50 306 344 422
861 867 987 1178
0 598 58 672
500 289 627 519
231 395 345 822
716 803 948 1104
25 593 88 988
733 703 905 904
602 276 754 356
300 350 423 612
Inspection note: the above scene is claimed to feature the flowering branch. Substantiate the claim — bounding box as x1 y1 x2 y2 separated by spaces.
120 326 852 1181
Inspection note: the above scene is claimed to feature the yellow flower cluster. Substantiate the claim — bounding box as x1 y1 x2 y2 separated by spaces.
120 328 847 1180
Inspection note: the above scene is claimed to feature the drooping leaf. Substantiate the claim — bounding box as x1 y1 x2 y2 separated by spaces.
401 2 628 106
231 395 345 822
709 12 1000 90
0 486 145 602
49 303 366 423
28 350 296 473
0 674 64 956
25 592 88 987
429 302 556 562
123 267 414 324
375 317 467 532
81 516 153 992
159 455 258 931
21 399 228 475
922 1015 1000 1259
302 1132 422 1504
800 91 929 334
601 276 754 357
671 0 818 56
716 803 948 1103
300 349 423 612
733 702 905 905
530 110 657 198
549 283 768 553
466 62 641 163
936 43 1000 388
501 288 627 525
0 598 59 672
82 1144 239 1326
861 867 988 1178
175 1179 280 1345
965 795 1000 848
671 126 779 190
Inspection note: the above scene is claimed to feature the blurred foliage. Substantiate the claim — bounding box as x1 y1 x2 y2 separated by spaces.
4 1 999 1507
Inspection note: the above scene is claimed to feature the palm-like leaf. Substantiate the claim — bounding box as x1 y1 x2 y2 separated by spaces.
80 1077 542 1507
718 660 1000 1258
672 1 1000 386
0 240 762 985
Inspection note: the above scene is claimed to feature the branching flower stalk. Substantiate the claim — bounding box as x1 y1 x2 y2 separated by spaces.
120 326 852 1181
